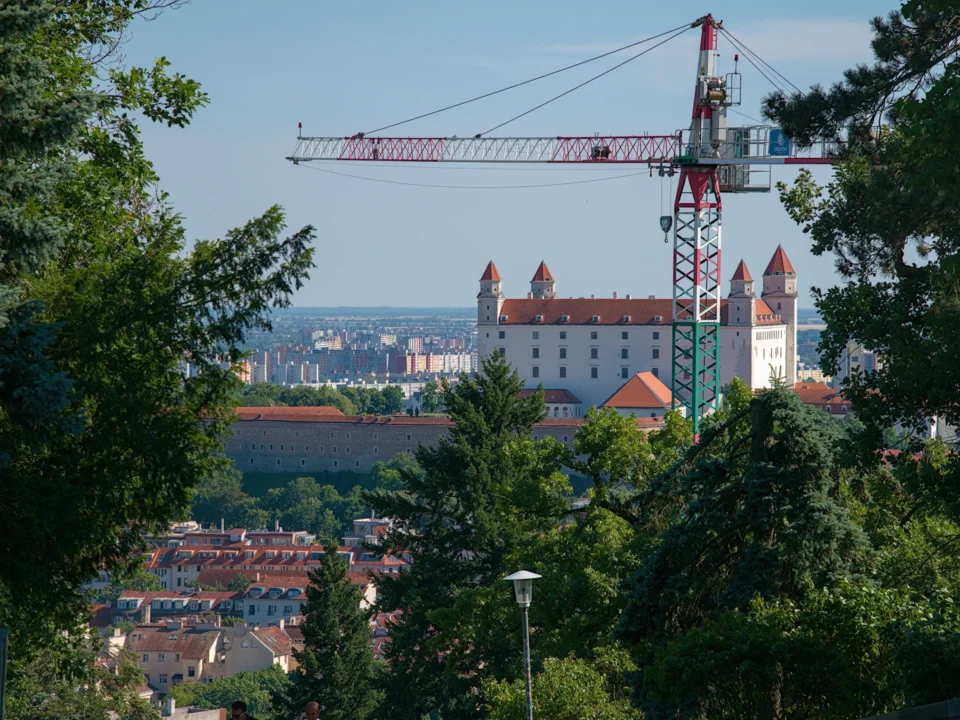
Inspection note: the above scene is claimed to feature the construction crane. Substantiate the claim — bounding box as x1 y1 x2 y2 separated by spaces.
286 14 836 435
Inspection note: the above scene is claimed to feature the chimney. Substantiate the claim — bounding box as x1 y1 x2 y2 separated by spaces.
590 294 595 299
221 517 225 532
275 519 279 532
142 603 151 624
613 291 618 299
626 294 632 300
527 291 532 299
648 295 656 299
278 618 285 629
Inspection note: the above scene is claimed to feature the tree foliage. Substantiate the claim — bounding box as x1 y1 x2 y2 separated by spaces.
764 0 960 448
617 389 870 718
283 550 380 720
0 0 314 708
367 353 570 719
171 664 292 720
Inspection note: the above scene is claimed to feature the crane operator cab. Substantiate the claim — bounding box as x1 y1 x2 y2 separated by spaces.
590 144 611 160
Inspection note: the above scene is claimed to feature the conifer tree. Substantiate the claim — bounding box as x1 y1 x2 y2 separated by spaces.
368 353 570 719
285 550 380 720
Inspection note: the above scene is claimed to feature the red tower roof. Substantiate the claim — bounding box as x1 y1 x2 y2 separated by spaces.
764 245 796 276
531 261 553 283
731 260 752 282
480 261 502 282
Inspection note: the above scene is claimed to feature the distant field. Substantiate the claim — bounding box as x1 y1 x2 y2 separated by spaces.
798 323 827 331
244 470 593 499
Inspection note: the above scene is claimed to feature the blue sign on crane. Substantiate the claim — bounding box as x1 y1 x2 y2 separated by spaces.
769 129 791 156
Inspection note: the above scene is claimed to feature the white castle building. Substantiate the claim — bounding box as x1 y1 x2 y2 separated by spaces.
477 247 798 409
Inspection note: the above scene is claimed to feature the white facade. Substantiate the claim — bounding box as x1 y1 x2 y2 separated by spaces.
476 252 797 409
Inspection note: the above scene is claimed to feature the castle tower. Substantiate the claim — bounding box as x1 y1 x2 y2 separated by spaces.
726 259 755 326
530 261 556 299
478 261 504 326
761 245 799 384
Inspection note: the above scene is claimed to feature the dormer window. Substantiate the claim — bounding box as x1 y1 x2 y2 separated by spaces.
535 315 543 323
592 315 600 323
560 315 569 323
623 315 631 322
500 315 508 322
654 315 662 323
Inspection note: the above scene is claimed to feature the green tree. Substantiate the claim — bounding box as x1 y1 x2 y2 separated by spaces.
191 466 263 530
764 0 960 448
283 550 381 720
616 388 869 718
170 664 291 720
92 563 162 604
417 380 443 413
370 453 423 492
380 385 405 415
484 649 640 720
0 0 314 705
367 353 570 719
8 642 159 720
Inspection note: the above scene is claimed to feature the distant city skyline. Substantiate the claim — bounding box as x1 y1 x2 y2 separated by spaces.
122 1 878 307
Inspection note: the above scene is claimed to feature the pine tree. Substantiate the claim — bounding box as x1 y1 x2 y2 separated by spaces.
367 352 570 719
286 550 380 720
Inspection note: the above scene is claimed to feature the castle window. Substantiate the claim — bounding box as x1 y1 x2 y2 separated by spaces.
591 348 598 360
406 434 411 441
653 348 660 359
591 332 598 340
306 445 310 452
559 348 566 359
532 348 539 359
653 331 660 340
560 366 567 378
499 348 505 358
560 331 566 339
621 348 629 359
374 447 379 455
498 331 505 339
269 444 273 451
622 330 629 339
280 444 283 451
532 366 540 378
621 367 629 379
301 459 305 466
334 461 338 468
356 461 360 468
333 446 337 453
652 367 660 378
591 367 598 379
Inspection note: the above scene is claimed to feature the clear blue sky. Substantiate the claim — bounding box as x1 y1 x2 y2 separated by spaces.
125 0 886 307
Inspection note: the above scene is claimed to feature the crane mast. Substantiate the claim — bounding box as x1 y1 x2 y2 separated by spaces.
287 13 837 435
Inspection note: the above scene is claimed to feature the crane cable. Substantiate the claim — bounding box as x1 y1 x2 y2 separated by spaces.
361 21 695 136
719 27 801 95
479 25 692 136
296 161 647 190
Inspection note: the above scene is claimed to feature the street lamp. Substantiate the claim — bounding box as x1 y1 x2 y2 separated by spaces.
504 570 541 720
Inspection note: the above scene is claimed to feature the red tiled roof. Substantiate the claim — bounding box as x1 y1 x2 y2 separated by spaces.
480 261 502 282
764 245 796 275
126 626 220 659
602 372 673 409
499 298 783 326
531 261 553 282
253 626 293 656
731 259 752 281
518 389 581 404
118 590 241 601
285 625 305 643
793 381 846 408
234 406 343 421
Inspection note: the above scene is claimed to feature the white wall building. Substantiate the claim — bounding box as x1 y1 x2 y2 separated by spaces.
476 250 797 409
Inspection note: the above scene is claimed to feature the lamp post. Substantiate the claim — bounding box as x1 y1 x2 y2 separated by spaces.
504 570 541 720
